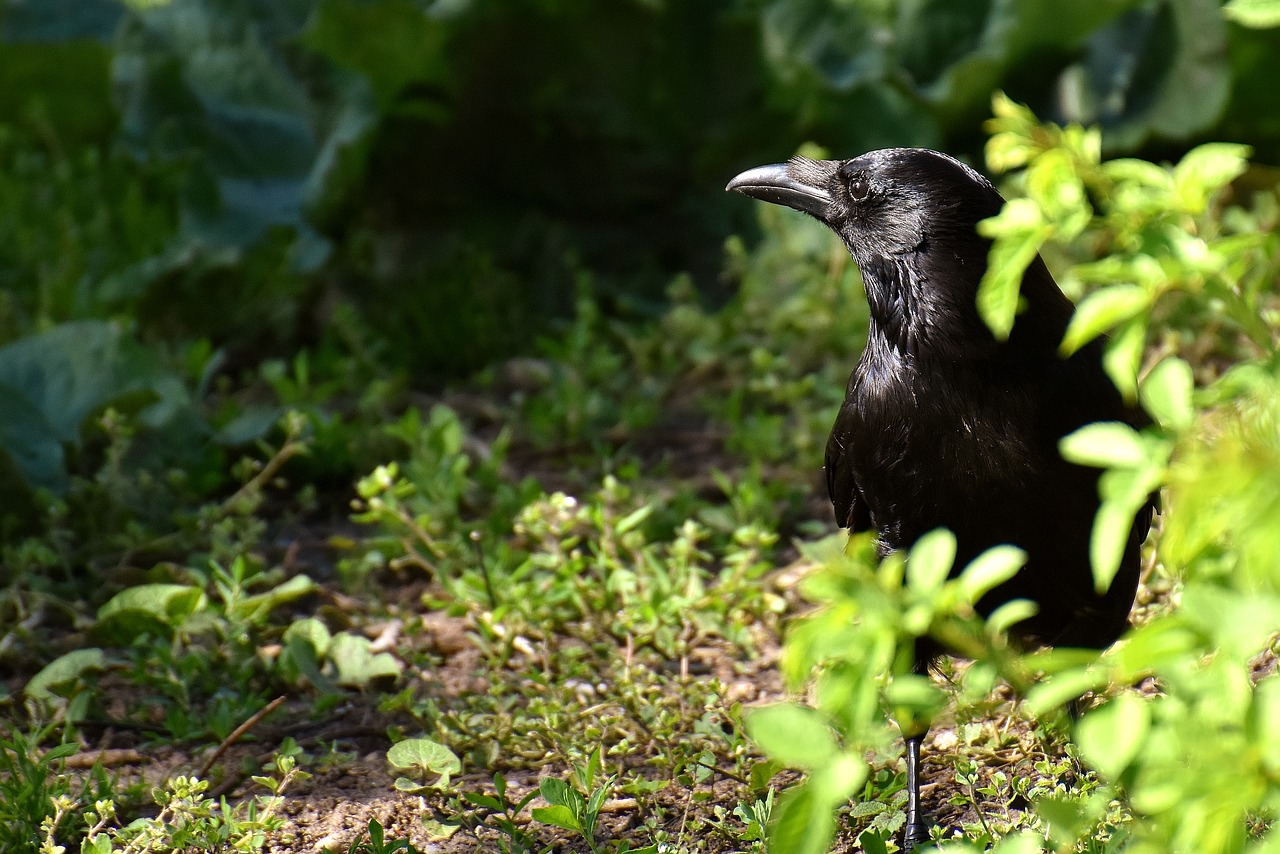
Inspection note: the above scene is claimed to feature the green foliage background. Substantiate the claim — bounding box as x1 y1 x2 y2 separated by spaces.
0 0 1275 511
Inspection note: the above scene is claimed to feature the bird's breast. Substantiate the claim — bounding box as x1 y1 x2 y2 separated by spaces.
846 347 1039 545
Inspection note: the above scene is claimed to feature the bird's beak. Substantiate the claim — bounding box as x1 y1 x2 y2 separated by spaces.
725 163 832 217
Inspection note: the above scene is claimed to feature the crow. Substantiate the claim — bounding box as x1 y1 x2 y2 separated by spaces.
727 149 1156 850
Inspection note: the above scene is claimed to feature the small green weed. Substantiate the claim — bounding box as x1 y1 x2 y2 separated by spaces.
49 746 308 853
0 726 114 854
347 819 425 854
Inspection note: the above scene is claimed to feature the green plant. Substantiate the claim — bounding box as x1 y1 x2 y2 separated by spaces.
0 726 114 854
42 746 309 853
529 749 616 854
450 774 543 854
22 553 316 738
347 820 425 854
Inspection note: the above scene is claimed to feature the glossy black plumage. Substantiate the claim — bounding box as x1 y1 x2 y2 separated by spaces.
729 148 1154 653
728 149 1156 849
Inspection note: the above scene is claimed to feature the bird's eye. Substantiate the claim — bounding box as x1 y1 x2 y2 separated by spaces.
848 174 871 202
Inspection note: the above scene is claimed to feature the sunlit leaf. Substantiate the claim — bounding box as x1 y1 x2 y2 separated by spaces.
329 632 402 687
1060 421 1145 468
1089 502 1136 591
769 785 837 854
1172 143 1250 211
97 583 206 637
1060 285 1151 356
1026 667 1107 718
1076 692 1150 779
977 200 1051 340
1224 0 1280 27
1140 357 1195 431
907 528 957 596
986 598 1038 636
531 804 580 832
957 545 1026 603
1103 316 1146 401
746 703 838 770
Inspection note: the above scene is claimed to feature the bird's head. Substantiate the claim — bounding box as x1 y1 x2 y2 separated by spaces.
726 148 1070 358
726 148 1003 268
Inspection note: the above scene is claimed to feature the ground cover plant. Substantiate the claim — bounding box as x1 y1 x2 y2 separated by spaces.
4 1 1280 852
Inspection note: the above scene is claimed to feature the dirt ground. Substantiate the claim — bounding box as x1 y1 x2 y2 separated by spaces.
48 603 1062 854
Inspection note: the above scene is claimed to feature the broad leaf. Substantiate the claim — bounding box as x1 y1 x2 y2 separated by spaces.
746 703 838 770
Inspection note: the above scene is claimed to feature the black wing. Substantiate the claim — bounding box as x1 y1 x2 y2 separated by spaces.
825 401 872 531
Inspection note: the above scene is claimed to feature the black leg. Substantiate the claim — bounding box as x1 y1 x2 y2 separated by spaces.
1067 696 1082 722
902 732 930 850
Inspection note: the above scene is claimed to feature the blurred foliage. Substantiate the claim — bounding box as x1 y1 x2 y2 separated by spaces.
0 0 1277 515
2 0 1280 372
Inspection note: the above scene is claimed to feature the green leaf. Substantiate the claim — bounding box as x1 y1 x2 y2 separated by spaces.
977 200 1051 341
957 545 1027 603
1026 148 1089 234
992 830 1047 853
1079 0 1230 150
1090 503 1137 592
531 804 581 832
1103 316 1147 401
907 528 957 596
304 0 450 111
393 775 429 794
809 752 867 808
98 583 206 630
1026 667 1107 718
24 648 107 702
1179 584 1280 661
282 618 336 692
0 28 117 146
885 674 947 729
768 784 838 854
329 632 403 687
1075 692 1149 779
113 0 372 269
1035 793 1090 844
986 598 1039 636
615 503 654 534
386 738 460 790
284 617 332 656
1172 143 1251 211
1140 357 1195 431
230 574 317 622
746 703 838 770
859 828 890 854
0 386 66 497
1255 678 1280 775
1060 422 1145 468
760 0 889 93
1224 0 1280 27
83 834 115 854
463 791 504 811
539 776 574 808
1060 285 1152 356
0 321 185 494
1106 619 1198 681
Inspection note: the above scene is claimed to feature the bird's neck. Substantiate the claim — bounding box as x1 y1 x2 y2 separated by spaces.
861 257 994 365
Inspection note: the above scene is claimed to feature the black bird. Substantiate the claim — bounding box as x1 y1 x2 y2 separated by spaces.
727 149 1155 849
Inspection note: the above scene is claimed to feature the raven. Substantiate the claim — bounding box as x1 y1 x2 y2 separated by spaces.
727 149 1155 849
